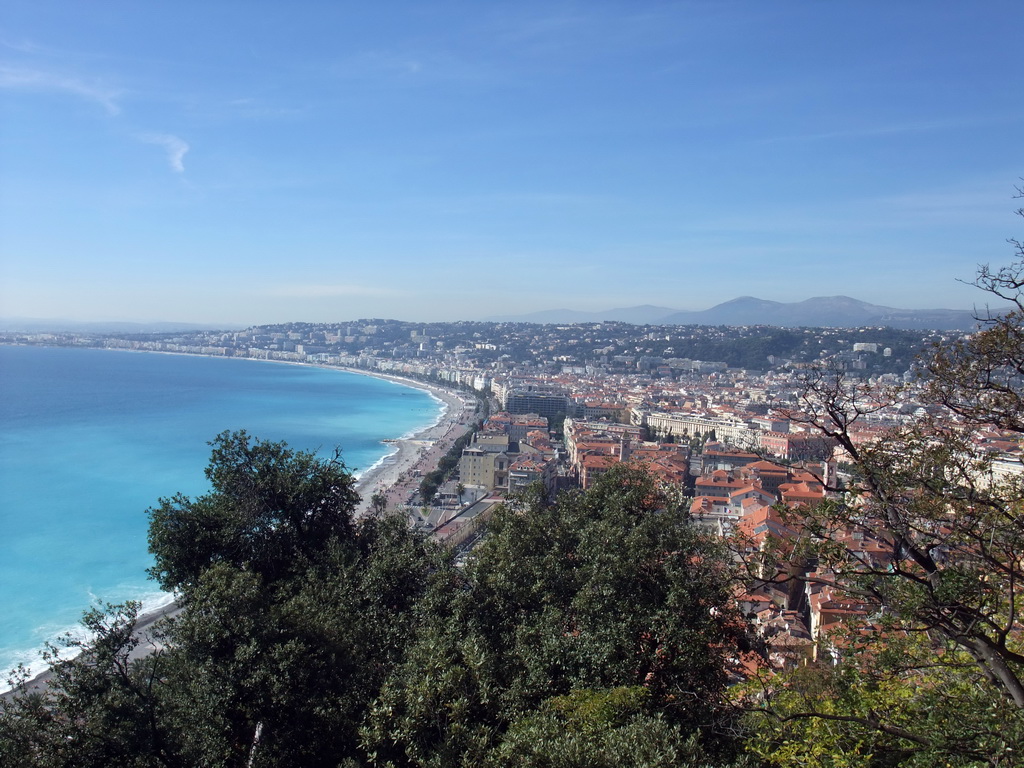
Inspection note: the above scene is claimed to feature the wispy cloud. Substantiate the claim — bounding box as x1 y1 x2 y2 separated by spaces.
226 97 306 120
0 64 121 114
330 49 496 86
332 50 429 79
140 133 189 173
761 115 1017 144
1 38 50 55
868 183 1014 226
271 283 408 298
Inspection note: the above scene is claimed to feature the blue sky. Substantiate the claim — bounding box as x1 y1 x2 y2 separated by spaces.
1 2 1021 325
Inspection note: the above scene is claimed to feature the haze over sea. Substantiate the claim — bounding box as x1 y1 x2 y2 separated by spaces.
0 345 440 684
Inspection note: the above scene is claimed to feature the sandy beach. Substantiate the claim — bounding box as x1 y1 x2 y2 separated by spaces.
345 369 478 517
3 365 477 701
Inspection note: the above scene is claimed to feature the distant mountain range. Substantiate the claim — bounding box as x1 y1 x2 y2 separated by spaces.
0 318 243 334
486 296 997 330
1 297 999 334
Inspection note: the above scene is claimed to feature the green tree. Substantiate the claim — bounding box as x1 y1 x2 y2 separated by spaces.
363 464 755 767
157 513 449 767
145 434 449 766
147 430 360 593
486 687 727 768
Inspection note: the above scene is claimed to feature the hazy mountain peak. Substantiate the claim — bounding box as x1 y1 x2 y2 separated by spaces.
489 296 991 330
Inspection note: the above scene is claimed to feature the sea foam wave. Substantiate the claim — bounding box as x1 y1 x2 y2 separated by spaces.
0 588 174 695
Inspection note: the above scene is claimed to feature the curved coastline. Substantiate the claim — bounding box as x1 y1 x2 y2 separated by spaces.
4 345 476 513
69 349 475 506
2 349 477 698
331 366 477 517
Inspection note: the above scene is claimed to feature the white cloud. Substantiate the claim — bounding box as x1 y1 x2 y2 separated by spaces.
140 133 189 173
0 65 121 114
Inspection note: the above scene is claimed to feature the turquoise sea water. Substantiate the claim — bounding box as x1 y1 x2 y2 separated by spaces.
0 345 441 684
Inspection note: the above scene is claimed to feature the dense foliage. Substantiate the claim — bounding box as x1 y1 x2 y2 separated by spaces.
364 469 756 767
0 436 753 767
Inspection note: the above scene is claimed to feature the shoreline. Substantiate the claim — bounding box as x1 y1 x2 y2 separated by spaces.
6 346 476 507
2 352 478 699
338 367 477 517
1 343 479 513
2 601 182 700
